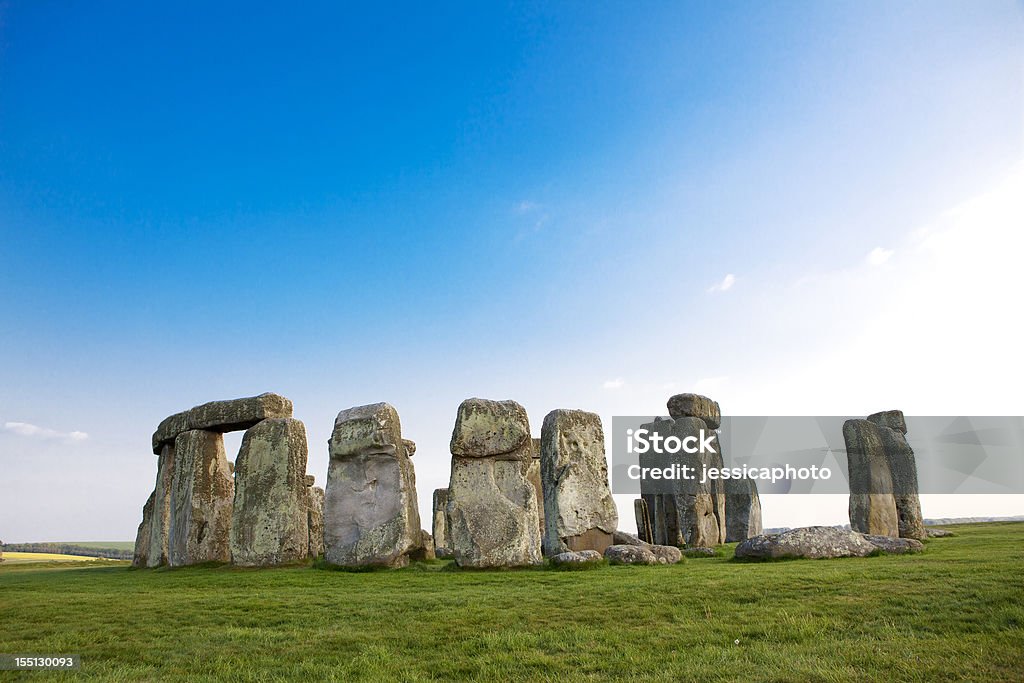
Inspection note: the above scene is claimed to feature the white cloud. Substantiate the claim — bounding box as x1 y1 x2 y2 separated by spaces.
3 421 89 443
866 246 894 266
602 378 625 390
707 273 736 293
515 200 539 214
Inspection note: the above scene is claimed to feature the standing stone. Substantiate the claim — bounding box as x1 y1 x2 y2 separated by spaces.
168 429 234 566
446 398 542 568
634 498 653 544
132 491 155 568
146 443 176 567
528 437 545 543
667 393 721 429
323 403 421 568
307 484 325 559
724 477 762 542
540 409 618 556
640 416 721 547
230 418 310 566
844 419 900 537
432 488 450 554
705 430 728 544
866 410 924 540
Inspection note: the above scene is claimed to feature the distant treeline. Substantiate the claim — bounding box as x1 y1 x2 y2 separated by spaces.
0 543 133 560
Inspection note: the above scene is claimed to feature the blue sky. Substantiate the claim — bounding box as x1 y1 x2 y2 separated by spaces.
2 2 1022 541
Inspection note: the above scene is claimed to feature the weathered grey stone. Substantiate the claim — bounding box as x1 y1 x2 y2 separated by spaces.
926 528 955 538
844 419 900 537
735 526 878 560
682 547 716 558
868 409 907 435
446 398 541 568
648 545 682 564
146 443 176 567
307 485 324 558
324 403 421 568
540 409 617 556
449 398 530 457
132 491 155 568
230 418 309 567
435 547 454 559
667 393 721 429
724 476 763 542
612 530 646 546
304 474 315 487
168 430 234 566
604 544 658 565
706 431 727 544
884 427 926 541
527 438 545 545
410 530 436 561
634 499 653 544
432 488 450 553
863 534 924 554
403 439 416 457
640 417 721 547
551 550 603 565
152 392 293 454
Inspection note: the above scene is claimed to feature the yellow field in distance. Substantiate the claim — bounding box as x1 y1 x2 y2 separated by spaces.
1 552 117 564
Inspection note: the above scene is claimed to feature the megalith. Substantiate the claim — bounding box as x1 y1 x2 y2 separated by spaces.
856 410 924 540
724 476 762 542
634 498 653 544
844 419 900 537
639 416 721 547
146 442 176 567
432 488 450 555
230 418 310 566
132 491 155 568
168 429 234 566
446 398 542 568
528 437 545 542
323 403 421 568
306 478 325 559
540 409 618 556
667 393 721 429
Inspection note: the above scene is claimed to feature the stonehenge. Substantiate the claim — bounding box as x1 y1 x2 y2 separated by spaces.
323 403 422 568
539 409 617 556
844 410 924 540
130 391 927 572
445 398 542 568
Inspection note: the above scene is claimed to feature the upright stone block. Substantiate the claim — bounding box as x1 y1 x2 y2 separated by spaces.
132 491 155 568
168 430 234 566
865 410 924 540
432 488 450 553
324 403 421 568
307 484 325 559
527 438 545 544
146 443 176 567
844 419 900 537
724 476 762 542
230 418 310 566
540 409 618 556
446 398 542 568
634 498 653 544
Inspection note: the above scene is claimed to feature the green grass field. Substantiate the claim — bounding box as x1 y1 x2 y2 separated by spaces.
2 522 1022 682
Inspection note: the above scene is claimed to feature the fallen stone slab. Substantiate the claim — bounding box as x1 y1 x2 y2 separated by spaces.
926 528 955 538
604 544 659 565
863 534 924 554
734 526 877 560
648 545 682 564
152 393 293 454
550 549 603 565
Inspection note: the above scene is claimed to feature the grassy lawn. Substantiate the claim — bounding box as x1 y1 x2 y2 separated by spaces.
0 552 118 564
1 522 1022 682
